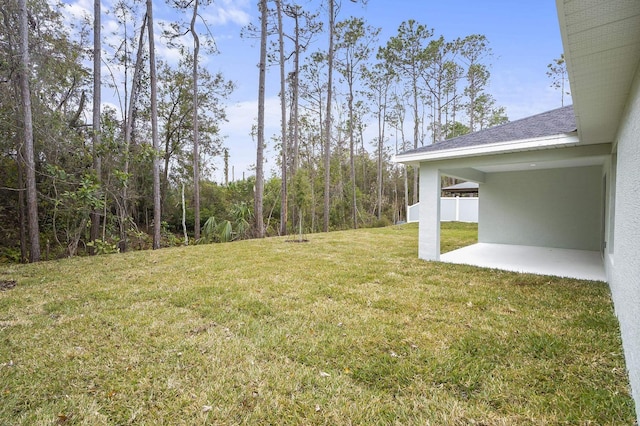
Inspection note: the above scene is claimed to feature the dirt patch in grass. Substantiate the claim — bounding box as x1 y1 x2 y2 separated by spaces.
0 279 16 291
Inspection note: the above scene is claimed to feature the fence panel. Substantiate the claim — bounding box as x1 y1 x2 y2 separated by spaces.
408 197 478 223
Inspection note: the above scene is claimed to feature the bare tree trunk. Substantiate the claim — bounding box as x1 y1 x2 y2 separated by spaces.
68 218 88 257
119 12 147 253
314 84 323 233
291 12 301 174
224 148 229 185
90 0 102 254
323 0 335 233
191 0 201 241
310 164 316 232
17 152 28 262
412 75 419 205
5 9 28 262
376 105 384 220
435 90 443 142
404 165 409 222
182 182 188 245
392 177 398 224
348 80 356 229
254 0 267 238
276 0 288 236
147 0 161 249
396 124 409 223
18 0 40 262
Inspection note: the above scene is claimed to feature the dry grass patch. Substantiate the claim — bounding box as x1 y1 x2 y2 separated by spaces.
0 222 634 424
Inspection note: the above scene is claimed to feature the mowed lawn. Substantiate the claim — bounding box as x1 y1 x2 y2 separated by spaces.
0 223 634 425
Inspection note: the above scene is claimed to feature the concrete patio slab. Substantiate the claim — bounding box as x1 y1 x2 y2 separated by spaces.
440 243 606 281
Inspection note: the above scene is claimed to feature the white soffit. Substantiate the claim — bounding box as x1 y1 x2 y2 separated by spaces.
558 0 640 145
475 154 609 173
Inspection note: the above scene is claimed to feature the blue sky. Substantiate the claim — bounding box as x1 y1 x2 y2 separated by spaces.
64 0 568 183
213 0 567 182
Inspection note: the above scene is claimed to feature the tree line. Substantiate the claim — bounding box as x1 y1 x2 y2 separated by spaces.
0 0 508 262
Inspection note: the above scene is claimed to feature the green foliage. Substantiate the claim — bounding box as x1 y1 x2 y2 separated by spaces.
200 201 253 244
0 3 511 260
42 167 105 256
201 216 217 243
291 169 311 211
128 228 152 251
217 220 233 243
201 216 232 243
60 175 104 214
230 202 253 240
547 53 570 106
370 217 391 228
443 121 471 139
378 19 434 77
161 221 184 247
158 57 234 185
0 247 22 264
85 239 120 255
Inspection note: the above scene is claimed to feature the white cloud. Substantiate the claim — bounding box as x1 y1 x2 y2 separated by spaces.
214 96 281 182
200 0 252 27
60 0 92 22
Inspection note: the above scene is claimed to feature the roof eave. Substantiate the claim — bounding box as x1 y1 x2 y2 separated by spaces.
394 132 580 167
557 0 640 145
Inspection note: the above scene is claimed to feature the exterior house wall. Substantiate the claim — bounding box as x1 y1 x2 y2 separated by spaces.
608 63 640 416
478 166 603 251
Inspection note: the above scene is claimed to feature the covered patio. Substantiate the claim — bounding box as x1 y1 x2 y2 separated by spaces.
441 243 605 281
395 106 610 283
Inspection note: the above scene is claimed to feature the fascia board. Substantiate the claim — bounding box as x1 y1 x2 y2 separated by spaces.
394 133 580 166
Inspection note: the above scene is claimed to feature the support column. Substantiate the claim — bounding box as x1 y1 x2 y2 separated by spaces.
419 165 441 260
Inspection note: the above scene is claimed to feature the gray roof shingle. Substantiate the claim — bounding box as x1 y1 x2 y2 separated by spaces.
400 105 576 156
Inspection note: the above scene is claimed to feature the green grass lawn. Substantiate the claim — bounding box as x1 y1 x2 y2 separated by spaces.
0 223 634 425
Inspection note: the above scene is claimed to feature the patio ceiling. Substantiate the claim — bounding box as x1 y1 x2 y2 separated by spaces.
557 0 640 145
438 142 611 183
473 152 609 173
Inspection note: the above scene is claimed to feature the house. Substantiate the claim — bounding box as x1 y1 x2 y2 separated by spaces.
395 0 640 419
442 181 479 197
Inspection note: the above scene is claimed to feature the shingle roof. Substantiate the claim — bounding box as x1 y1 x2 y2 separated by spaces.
400 105 576 156
442 181 479 191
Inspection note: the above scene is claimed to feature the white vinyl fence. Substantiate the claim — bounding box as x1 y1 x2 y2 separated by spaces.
408 203 420 223
408 197 479 223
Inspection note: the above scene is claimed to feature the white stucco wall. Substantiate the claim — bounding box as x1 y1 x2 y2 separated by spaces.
418 166 441 261
478 166 603 251
608 64 640 418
